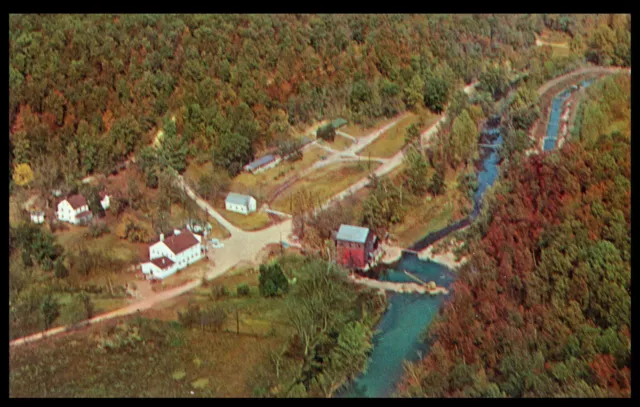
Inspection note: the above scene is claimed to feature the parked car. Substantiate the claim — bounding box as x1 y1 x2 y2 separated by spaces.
210 238 224 249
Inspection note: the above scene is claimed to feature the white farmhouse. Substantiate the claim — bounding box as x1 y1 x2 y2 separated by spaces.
99 191 111 210
140 227 205 280
57 194 93 225
225 192 257 215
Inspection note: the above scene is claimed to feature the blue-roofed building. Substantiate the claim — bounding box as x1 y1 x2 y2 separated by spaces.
243 154 281 174
336 224 378 269
225 192 257 215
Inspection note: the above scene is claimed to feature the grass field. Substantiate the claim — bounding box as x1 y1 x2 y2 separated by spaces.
185 145 327 207
318 134 354 151
359 111 438 158
9 261 305 397
341 116 400 138
216 207 273 231
270 161 382 213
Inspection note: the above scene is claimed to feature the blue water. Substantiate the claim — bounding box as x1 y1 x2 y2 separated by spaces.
339 81 582 397
543 80 595 151
338 121 504 398
337 258 455 398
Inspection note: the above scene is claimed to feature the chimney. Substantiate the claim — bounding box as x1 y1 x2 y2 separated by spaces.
162 258 165 265
160 233 164 242
174 229 181 235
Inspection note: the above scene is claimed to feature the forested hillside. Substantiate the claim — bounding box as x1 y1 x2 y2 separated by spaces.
9 14 630 184
398 74 631 397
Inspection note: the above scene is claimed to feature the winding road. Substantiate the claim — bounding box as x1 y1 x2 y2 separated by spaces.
6 79 530 348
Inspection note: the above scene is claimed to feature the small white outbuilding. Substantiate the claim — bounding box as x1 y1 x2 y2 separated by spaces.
225 192 257 215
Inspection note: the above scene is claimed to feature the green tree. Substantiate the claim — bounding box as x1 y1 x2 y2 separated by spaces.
259 262 290 297
403 145 430 196
450 109 479 168
317 123 336 142
428 165 446 196
40 294 60 330
214 131 253 176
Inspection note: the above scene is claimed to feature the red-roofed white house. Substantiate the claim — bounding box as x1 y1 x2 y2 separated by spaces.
57 194 93 225
140 227 205 279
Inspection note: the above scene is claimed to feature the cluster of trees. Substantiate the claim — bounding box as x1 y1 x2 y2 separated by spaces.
577 74 631 147
398 76 630 397
9 222 104 337
252 258 385 397
12 14 606 187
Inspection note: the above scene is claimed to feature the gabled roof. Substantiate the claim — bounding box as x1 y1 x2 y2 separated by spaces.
336 224 370 244
160 228 200 255
150 257 174 270
244 155 276 171
66 194 88 209
225 192 254 207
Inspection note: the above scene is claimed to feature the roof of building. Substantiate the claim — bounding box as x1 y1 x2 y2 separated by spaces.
160 228 200 255
98 191 109 199
150 257 174 270
225 192 254 207
331 118 348 129
336 224 370 244
244 155 276 171
66 194 88 209
76 210 93 218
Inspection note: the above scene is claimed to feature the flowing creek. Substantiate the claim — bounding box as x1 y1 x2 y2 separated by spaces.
338 79 594 398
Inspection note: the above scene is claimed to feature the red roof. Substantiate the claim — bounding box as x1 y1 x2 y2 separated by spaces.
76 210 93 218
150 257 174 270
66 194 88 209
161 228 200 255
98 191 108 199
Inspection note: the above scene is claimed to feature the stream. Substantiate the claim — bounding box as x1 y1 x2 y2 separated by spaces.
337 117 503 398
337 78 594 398
542 79 594 151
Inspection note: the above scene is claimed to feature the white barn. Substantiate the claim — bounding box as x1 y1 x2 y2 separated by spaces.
57 194 93 225
225 192 257 215
140 227 205 280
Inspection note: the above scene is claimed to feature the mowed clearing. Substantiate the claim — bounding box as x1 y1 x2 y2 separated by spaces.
270 161 382 213
341 116 402 138
185 144 326 205
359 111 438 158
9 256 307 398
317 134 354 151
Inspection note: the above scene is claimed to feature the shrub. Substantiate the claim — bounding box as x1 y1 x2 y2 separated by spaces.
211 285 230 300
177 303 201 328
236 283 251 297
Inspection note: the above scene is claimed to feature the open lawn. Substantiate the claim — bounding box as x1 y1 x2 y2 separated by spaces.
186 145 327 207
216 207 273 231
360 111 438 158
341 116 400 138
270 161 381 213
318 134 354 151
9 317 285 397
9 262 305 397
